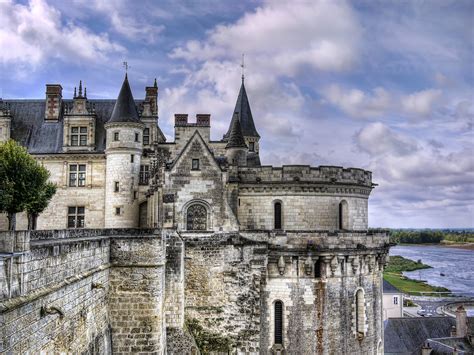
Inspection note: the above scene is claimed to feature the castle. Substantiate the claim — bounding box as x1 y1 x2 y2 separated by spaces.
0 75 390 354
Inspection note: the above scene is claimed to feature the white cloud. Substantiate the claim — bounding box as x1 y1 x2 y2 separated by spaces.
322 85 391 118
170 1 361 76
401 89 442 116
0 0 124 69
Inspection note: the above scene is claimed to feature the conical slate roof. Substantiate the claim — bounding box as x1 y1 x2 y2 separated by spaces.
224 81 260 139
225 113 248 149
109 74 140 123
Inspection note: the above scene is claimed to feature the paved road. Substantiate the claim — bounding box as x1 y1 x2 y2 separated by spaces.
404 296 474 317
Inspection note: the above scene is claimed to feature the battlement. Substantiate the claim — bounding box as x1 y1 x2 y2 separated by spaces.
238 165 373 187
174 113 210 127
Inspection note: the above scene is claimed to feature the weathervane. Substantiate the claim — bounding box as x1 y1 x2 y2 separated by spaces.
123 61 130 73
241 53 245 83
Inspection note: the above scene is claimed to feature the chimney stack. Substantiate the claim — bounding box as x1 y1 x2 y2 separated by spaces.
45 84 63 121
145 79 158 116
456 305 468 338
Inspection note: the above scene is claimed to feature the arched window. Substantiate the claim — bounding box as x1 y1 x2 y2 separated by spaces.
274 202 282 230
339 200 349 230
274 301 283 345
186 204 207 231
355 289 366 339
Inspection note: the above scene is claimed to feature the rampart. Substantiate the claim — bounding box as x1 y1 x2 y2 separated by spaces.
0 229 169 354
238 165 373 187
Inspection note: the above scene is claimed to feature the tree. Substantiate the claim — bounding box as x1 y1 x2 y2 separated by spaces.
0 140 56 230
26 182 56 230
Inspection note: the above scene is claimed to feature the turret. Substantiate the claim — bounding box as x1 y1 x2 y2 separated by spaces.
104 74 144 228
224 79 260 154
225 112 248 166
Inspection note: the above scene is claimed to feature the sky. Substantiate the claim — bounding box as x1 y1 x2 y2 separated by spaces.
0 0 473 228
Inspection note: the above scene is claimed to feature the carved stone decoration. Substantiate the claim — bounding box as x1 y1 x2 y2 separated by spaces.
277 255 286 276
367 255 375 273
304 256 313 276
351 256 359 275
322 256 332 278
338 255 346 275
330 256 339 277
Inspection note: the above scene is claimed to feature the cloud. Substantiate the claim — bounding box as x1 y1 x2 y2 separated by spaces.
401 89 442 116
170 1 361 76
0 0 124 69
322 85 391 118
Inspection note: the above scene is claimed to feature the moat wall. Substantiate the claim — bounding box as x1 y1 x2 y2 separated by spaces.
0 229 166 354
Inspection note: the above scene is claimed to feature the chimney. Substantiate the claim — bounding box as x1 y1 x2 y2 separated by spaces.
196 114 210 126
45 84 63 121
145 79 158 116
421 342 432 355
174 114 188 127
456 306 468 338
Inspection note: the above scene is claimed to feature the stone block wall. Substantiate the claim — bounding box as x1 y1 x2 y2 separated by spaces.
109 232 166 354
164 231 185 328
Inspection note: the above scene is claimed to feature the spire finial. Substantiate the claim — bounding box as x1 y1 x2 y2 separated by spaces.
74 87 77 99
123 61 130 74
154 78 157 88
84 87 87 99
241 53 245 83
78 80 82 97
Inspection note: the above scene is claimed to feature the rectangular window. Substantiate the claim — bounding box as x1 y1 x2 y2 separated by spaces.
139 165 149 185
393 296 399 305
114 181 119 192
131 154 134 163
135 132 139 142
143 128 150 145
69 164 86 187
113 132 119 141
115 207 121 215
134 191 138 199
249 142 255 151
67 206 85 228
192 159 200 170
71 127 87 146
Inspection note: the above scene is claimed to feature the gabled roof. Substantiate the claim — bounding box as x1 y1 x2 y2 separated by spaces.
108 74 140 123
225 113 247 149
224 81 260 139
384 317 455 355
383 279 401 294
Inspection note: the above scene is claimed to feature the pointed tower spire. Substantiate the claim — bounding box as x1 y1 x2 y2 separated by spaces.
224 81 260 140
73 87 77 99
84 87 87 99
109 74 140 123
154 78 158 88
78 80 83 97
226 112 248 149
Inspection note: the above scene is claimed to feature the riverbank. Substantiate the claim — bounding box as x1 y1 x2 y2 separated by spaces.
398 242 474 250
383 256 451 296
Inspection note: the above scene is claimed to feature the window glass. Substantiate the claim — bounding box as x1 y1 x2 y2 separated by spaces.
274 301 283 345
186 204 207 230
68 206 85 228
69 164 86 187
274 202 282 229
114 132 119 141
139 165 150 185
192 159 200 170
143 128 150 145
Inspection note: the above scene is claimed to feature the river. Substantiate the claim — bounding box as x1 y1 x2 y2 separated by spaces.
389 245 474 296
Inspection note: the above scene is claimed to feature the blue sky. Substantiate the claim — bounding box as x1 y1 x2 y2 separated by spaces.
0 0 473 228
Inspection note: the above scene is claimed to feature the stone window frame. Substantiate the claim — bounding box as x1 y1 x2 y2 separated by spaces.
249 141 255 152
270 299 286 352
182 199 211 231
68 163 86 187
191 158 200 171
113 131 120 141
135 132 140 142
352 287 368 340
139 164 150 185
70 126 88 146
67 206 85 228
114 181 120 192
143 127 150 145
338 199 349 230
273 199 283 230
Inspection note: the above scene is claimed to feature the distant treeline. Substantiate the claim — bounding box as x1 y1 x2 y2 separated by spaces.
387 229 474 244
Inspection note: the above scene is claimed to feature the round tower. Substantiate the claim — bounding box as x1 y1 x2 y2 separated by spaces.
104 74 144 228
225 112 248 166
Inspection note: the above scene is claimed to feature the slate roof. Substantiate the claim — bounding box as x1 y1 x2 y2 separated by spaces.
109 74 140 123
384 317 456 355
225 113 248 149
224 81 260 139
5 99 143 154
428 337 474 354
384 279 401 294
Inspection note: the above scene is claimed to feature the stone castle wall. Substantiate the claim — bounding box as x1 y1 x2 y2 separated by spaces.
0 229 168 354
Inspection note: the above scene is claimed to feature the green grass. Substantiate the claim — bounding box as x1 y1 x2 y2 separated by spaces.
384 255 451 296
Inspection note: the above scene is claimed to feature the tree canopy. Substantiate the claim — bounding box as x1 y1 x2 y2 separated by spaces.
0 140 56 230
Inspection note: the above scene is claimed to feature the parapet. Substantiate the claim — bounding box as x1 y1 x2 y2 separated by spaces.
238 165 373 187
174 113 210 127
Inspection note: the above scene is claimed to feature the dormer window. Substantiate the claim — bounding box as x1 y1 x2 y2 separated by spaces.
71 126 87 146
114 132 119 141
249 142 255 152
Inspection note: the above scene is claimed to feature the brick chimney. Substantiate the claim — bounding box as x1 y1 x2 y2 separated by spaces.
456 305 468 337
174 114 188 126
45 84 62 121
196 114 210 126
